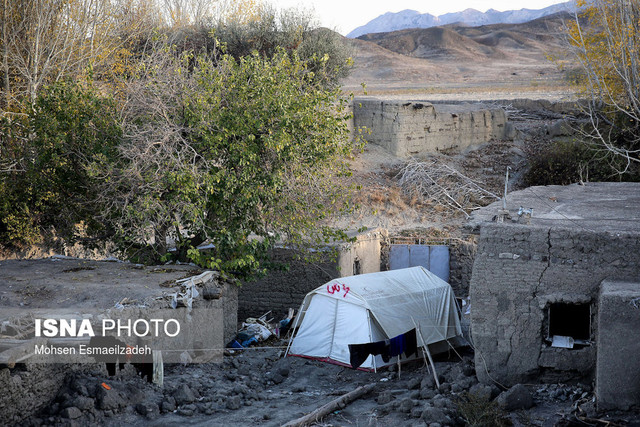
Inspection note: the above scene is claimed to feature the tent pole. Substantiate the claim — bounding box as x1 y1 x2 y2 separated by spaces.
445 339 464 361
366 310 377 373
412 317 439 389
327 299 339 360
424 344 440 389
285 302 305 357
410 317 430 374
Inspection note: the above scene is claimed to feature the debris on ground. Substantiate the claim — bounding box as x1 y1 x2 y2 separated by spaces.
226 309 295 349
12 343 640 427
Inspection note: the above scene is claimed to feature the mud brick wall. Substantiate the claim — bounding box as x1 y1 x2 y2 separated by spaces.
352 99 509 157
469 223 640 386
238 249 339 322
219 282 238 344
238 230 386 322
596 280 640 411
449 239 477 298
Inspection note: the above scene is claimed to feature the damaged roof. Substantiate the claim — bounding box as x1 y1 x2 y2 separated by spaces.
467 182 640 234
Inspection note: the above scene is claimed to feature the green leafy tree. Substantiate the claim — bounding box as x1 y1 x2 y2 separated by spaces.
93 41 360 276
168 4 353 89
0 80 121 247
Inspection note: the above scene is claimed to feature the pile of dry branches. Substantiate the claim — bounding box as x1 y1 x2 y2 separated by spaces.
397 158 500 218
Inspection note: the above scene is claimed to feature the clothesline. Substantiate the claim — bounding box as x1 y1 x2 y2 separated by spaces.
348 328 418 369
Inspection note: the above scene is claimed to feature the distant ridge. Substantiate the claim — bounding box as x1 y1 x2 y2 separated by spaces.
347 1 576 38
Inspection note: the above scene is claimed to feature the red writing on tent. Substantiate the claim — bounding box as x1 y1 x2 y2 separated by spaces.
326 283 350 298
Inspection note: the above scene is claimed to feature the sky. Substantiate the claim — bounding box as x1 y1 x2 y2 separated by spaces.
267 0 571 35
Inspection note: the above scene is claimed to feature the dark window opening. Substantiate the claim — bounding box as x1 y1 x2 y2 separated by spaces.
548 303 591 343
353 258 361 276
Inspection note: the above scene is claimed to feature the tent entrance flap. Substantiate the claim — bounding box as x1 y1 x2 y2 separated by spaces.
327 302 373 365
288 295 337 359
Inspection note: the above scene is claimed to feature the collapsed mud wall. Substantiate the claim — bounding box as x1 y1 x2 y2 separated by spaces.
352 99 511 157
0 364 93 425
470 223 640 386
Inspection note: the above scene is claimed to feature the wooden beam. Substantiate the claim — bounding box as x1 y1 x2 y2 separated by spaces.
282 383 376 427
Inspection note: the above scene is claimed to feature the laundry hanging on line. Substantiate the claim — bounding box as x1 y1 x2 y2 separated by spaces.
348 328 418 369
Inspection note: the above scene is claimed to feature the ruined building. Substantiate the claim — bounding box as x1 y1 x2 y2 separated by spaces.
352 98 514 157
467 182 640 410
238 228 387 320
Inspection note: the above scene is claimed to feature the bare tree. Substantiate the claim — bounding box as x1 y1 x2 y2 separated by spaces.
158 0 218 26
567 0 640 173
2 0 10 110
397 158 500 218
0 0 154 108
89 40 212 256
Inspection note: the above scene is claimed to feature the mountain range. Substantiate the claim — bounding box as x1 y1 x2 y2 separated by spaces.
346 1 576 38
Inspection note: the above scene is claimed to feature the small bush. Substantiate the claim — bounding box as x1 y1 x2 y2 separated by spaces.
524 139 640 186
455 392 511 427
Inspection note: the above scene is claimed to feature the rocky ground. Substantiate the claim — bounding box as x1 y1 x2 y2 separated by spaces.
16 340 640 427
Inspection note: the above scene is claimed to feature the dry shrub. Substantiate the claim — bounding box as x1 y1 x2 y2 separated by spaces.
455 392 511 427
397 158 500 218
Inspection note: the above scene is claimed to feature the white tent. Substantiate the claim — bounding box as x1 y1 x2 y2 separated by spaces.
286 266 462 370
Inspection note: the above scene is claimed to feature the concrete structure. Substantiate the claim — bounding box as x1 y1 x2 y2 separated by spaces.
596 281 640 411
239 228 387 320
352 98 511 157
467 183 640 409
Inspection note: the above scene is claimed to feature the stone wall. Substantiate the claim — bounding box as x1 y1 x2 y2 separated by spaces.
352 99 510 157
469 223 640 386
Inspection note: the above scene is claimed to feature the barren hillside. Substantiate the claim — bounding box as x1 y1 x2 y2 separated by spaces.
341 12 577 94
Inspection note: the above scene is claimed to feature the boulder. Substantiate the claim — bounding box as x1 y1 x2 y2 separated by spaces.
226 395 242 410
496 384 534 410
135 402 159 419
61 406 82 419
421 406 449 424
173 384 196 405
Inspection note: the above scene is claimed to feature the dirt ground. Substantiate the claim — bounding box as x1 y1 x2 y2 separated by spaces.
0 257 202 310
18 342 640 427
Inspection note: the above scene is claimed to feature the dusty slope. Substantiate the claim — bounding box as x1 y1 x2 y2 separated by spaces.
341 12 576 94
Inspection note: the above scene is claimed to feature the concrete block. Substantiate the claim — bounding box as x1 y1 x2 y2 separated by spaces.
596 280 640 411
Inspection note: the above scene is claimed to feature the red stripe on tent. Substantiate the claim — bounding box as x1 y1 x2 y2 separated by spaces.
286 353 375 372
